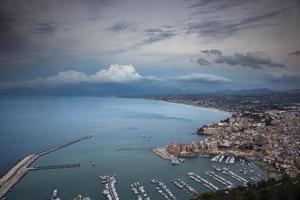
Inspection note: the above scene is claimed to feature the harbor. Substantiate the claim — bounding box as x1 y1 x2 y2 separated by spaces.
0 136 91 199
36 157 266 200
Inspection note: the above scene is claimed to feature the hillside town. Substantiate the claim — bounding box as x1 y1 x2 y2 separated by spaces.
151 91 300 178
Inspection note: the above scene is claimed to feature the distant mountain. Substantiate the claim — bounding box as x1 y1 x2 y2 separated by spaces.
213 88 275 95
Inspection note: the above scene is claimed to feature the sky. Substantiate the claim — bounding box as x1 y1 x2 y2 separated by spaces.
0 0 300 95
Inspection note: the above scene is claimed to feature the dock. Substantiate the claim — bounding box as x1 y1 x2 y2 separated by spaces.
187 172 219 191
205 171 234 188
100 175 119 200
152 147 173 160
29 163 80 170
0 135 92 199
221 169 249 185
171 178 197 196
131 182 150 200
151 179 177 200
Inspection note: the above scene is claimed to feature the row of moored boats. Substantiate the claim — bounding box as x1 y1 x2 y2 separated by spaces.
211 154 235 164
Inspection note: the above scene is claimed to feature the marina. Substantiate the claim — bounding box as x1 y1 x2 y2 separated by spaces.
130 182 150 200
171 178 197 196
151 179 177 200
187 172 219 191
100 175 120 200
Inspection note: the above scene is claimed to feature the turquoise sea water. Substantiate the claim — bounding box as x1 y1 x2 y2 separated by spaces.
0 97 264 200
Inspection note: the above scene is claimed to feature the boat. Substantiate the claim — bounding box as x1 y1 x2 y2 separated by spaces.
171 157 181 165
71 195 93 200
225 156 230 164
51 189 61 200
210 155 220 162
212 165 222 172
218 155 224 162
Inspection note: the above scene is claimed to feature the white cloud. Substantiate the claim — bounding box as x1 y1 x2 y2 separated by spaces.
39 70 89 84
176 73 232 83
34 64 144 85
90 64 142 83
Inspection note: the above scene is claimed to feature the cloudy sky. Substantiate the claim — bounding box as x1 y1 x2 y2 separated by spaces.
0 0 300 95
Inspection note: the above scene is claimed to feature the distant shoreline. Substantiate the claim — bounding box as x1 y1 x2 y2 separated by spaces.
140 97 232 115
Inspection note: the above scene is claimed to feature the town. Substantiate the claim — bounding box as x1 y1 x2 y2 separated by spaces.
150 90 300 178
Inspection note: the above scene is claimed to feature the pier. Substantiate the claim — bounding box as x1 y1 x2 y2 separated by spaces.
171 178 197 196
0 135 92 199
187 172 219 191
131 182 150 200
152 147 173 160
205 171 234 188
100 175 119 200
151 179 177 200
221 169 249 185
29 163 80 170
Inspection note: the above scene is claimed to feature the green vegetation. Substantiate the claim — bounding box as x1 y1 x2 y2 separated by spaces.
192 175 300 200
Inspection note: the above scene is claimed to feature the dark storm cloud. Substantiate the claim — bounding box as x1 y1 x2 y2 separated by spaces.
0 6 28 54
200 49 222 56
215 51 285 68
196 58 211 65
143 28 177 44
108 22 134 33
288 50 300 56
185 7 287 39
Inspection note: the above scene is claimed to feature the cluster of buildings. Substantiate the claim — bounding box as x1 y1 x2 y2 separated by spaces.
156 93 300 178
167 109 300 177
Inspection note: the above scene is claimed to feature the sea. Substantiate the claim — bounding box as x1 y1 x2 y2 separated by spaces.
0 97 265 200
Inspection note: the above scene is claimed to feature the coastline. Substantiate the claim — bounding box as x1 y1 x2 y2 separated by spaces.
148 98 232 115
150 98 280 180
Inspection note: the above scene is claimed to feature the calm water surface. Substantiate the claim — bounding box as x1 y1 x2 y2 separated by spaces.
0 97 264 200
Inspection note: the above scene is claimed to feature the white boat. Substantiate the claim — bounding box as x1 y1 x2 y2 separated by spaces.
51 189 61 200
225 156 230 164
229 156 235 164
210 155 220 162
212 165 222 172
218 155 224 162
